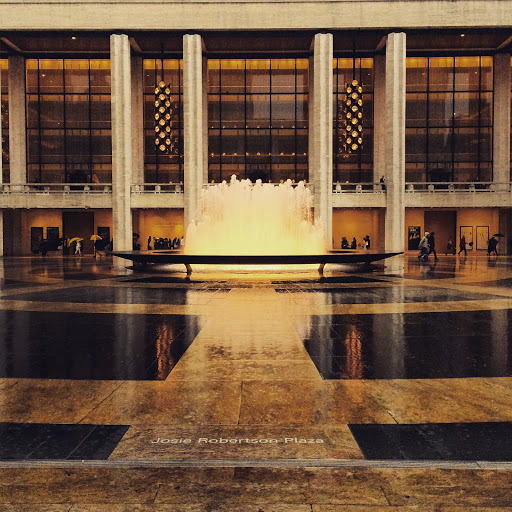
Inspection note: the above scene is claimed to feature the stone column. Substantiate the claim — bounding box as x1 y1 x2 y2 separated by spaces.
183 34 207 231
110 34 133 252
0 63 2 185
493 53 511 189
0 66 2 256
0 210 3 257
131 55 144 185
384 33 406 254
8 55 26 186
373 54 386 184
309 33 333 246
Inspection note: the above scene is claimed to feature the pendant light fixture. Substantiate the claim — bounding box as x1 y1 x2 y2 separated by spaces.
154 48 179 155
338 37 363 154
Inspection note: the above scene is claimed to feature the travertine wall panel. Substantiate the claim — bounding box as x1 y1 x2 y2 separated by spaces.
0 1 510 30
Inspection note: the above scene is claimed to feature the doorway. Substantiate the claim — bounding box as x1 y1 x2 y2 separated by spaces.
63 212 94 254
424 211 456 253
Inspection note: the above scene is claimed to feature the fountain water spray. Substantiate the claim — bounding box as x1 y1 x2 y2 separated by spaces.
185 176 326 256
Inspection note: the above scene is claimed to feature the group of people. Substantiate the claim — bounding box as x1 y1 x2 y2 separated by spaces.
147 236 184 251
340 235 371 250
419 232 500 260
417 231 439 261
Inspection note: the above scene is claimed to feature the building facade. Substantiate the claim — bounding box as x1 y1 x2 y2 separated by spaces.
1 0 512 255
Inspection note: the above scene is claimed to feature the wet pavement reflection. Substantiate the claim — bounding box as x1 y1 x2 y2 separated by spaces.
0 310 205 380
1 254 512 382
295 311 512 379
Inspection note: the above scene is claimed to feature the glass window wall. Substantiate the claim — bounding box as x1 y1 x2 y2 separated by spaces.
208 58 308 183
26 59 111 184
406 56 493 183
143 59 183 184
333 58 374 183
1 59 8 183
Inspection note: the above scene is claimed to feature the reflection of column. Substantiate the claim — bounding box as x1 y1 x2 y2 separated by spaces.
111 34 133 251
114 289 144 374
373 54 386 184
490 309 508 376
183 34 207 230
131 55 144 185
493 53 511 190
8 56 26 185
309 33 333 245
372 308 405 379
384 33 406 253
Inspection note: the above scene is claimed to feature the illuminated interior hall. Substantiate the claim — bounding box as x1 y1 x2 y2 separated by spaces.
1 1 512 255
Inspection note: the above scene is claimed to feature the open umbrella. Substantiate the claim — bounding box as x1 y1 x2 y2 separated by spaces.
90 235 102 241
69 237 83 244
493 233 505 237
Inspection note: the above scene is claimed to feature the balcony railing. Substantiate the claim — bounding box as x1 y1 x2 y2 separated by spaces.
333 182 385 193
0 183 111 193
131 183 184 193
405 182 512 193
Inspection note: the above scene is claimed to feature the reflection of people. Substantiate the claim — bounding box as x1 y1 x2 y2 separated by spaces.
427 231 438 261
341 237 349 249
147 236 152 251
488 236 499 256
458 235 467 256
379 176 386 191
363 235 371 250
418 232 430 261
350 237 357 249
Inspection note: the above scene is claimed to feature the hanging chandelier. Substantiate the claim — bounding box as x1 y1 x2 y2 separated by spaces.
338 79 363 154
154 80 178 154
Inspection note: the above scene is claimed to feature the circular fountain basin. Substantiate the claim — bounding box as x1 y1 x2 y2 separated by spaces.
112 250 403 274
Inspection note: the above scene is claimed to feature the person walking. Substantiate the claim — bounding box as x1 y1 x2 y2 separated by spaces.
446 237 455 255
75 240 82 257
458 235 467 256
418 231 430 261
40 238 48 258
487 236 499 256
427 231 439 261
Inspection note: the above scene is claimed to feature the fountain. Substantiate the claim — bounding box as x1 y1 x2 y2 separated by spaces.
112 175 402 273
185 176 326 256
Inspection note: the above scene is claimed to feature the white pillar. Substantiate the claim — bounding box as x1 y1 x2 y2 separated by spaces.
373 54 386 184
8 56 26 185
0 211 3 257
110 34 133 251
309 33 333 246
183 34 207 230
384 33 406 254
131 55 144 185
493 53 511 189
0 62 2 185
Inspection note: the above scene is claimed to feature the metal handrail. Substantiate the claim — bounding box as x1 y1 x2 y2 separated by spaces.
0 183 111 193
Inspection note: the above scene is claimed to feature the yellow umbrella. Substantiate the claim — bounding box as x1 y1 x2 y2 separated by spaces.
69 237 83 244
90 235 102 241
